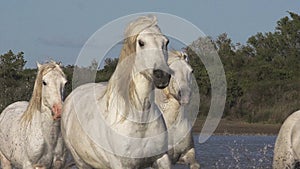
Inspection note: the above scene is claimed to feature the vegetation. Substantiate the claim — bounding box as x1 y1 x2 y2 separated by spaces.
0 12 299 124
186 12 300 123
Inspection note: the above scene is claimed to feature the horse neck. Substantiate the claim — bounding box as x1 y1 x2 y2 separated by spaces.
21 105 58 151
28 103 57 135
27 104 49 125
130 69 154 111
112 68 153 106
158 80 181 127
106 61 155 122
40 105 60 146
164 77 180 105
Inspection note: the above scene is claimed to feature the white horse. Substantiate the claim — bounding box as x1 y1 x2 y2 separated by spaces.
273 110 300 169
0 62 67 169
155 51 200 169
61 15 172 169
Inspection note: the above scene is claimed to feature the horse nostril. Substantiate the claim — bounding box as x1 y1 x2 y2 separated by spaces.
153 69 163 79
153 69 171 80
153 69 171 89
178 90 182 98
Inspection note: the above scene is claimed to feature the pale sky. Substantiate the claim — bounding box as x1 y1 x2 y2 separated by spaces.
0 0 299 67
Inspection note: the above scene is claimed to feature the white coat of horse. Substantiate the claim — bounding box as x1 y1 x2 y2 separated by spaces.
273 110 300 169
0 62 67 169
61 15 172 169
155 51 200 169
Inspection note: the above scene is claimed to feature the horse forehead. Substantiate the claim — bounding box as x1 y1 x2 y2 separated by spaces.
138 27 165 40
43 68 65 81
171 60 193 74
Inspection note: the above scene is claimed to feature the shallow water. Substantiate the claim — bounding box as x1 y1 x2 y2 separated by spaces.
174 135 276 169
3 135 276 169
65 135 276 169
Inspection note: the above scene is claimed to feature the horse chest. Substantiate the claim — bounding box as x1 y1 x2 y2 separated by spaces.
24 124 55 165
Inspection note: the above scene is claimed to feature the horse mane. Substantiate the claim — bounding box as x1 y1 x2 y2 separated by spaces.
21 61 65 124
104 15 160 120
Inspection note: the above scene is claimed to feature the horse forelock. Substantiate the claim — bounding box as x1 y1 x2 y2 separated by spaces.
21 62 65 124
119 15 160 63
124 15 158 38
118 35 138 63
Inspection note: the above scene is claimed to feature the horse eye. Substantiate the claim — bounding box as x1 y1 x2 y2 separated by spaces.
166 39 169 46
42 81 47 86
138 40 145 47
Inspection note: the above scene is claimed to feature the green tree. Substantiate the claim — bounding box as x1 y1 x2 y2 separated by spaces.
0 50 30 112
0 50 26 80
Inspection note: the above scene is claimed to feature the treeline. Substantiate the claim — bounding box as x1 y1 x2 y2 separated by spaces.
187 11 300 123
0 51 118 113
0 12 299 123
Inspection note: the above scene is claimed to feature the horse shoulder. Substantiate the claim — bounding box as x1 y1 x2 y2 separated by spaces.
0 101 28 137
274 110 300 168
61 101 109 168
279 110 300 144
291 110 300 159
0 101 32 167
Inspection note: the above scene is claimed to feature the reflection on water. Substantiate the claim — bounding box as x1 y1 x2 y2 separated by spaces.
174 135 276 169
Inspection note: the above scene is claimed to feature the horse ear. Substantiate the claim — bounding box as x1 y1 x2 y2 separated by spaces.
36 62 41 69
183 53 189 62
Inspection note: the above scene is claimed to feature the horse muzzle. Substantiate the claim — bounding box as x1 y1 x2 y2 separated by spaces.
52 103 62 120
178 90 191 105
153 69 171 89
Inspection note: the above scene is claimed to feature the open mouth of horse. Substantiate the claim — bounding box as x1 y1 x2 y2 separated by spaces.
153 69 171 89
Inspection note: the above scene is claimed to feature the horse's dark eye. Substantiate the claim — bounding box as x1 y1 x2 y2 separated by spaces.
138 40 145 47
42 81 47 86
166 39 169 46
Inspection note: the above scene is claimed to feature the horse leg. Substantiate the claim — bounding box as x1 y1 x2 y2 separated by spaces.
152 154 171 169
52 135 67 169
0 151 12 169
65 141 92 169
178 148 200 169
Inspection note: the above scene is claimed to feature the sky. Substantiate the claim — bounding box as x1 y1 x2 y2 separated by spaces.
0 0 300 68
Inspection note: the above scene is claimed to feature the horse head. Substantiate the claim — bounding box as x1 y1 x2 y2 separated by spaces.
121 15 172 89
167 51 193 105
38 62 67 120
